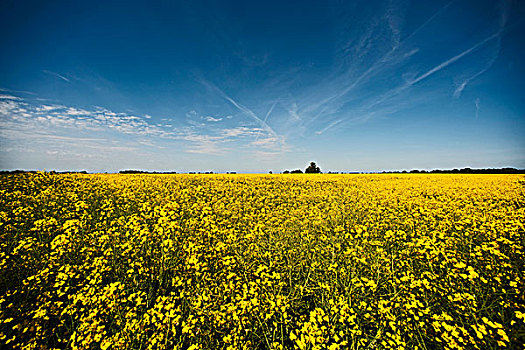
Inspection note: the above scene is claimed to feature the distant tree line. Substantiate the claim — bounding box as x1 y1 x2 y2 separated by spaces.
2 166 523 175
382 168 525 174
0 170 88 175
119 170 178 174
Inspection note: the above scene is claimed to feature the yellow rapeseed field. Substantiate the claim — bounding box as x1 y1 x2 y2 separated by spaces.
1 173 524 349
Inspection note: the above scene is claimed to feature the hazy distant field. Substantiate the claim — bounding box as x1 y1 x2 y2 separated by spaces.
1 173 524 349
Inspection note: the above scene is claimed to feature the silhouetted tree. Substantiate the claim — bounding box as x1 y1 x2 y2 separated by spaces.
290 169 303 174
283 170 290 174
305 162 321 174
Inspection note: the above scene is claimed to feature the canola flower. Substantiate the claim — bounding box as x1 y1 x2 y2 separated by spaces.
0 172 524 349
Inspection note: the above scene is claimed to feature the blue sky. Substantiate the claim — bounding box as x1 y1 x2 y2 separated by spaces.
1 0 524 172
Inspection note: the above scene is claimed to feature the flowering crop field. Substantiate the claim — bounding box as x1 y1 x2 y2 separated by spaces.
1 173 524 350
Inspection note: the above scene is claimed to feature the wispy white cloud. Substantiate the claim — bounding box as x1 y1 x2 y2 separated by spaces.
36 104 66 112
0 94 22 100
385 1 403 49
187 111 226 123
475 97 480 119
185 141 225 155
0 100 21 115
1 92 296 166
186 110 198 118
340 19 379 61
0 87 37 96
0 97 176 151
28 134 106 142
64 107 91 116
177 126 268 155
453 81 469 98
287 102 302 122
220 126 260 138
204 116 223 122
250 150 283 162
250 136 281 147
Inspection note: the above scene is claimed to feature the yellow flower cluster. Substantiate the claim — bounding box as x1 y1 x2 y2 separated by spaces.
1 173 524 349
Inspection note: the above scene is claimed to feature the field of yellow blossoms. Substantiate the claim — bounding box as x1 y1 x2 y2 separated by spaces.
1 173 524 349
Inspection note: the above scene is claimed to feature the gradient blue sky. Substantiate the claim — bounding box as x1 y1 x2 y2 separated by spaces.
1 0 524 172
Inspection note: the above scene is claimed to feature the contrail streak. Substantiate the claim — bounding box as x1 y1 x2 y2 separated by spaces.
410 33 499 85
256 100 278 141
306 0 457 126
42 70 70 82
200 79 280 140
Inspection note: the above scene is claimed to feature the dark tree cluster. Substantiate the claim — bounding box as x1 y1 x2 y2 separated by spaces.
305 162 321 173
282 162 322 174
